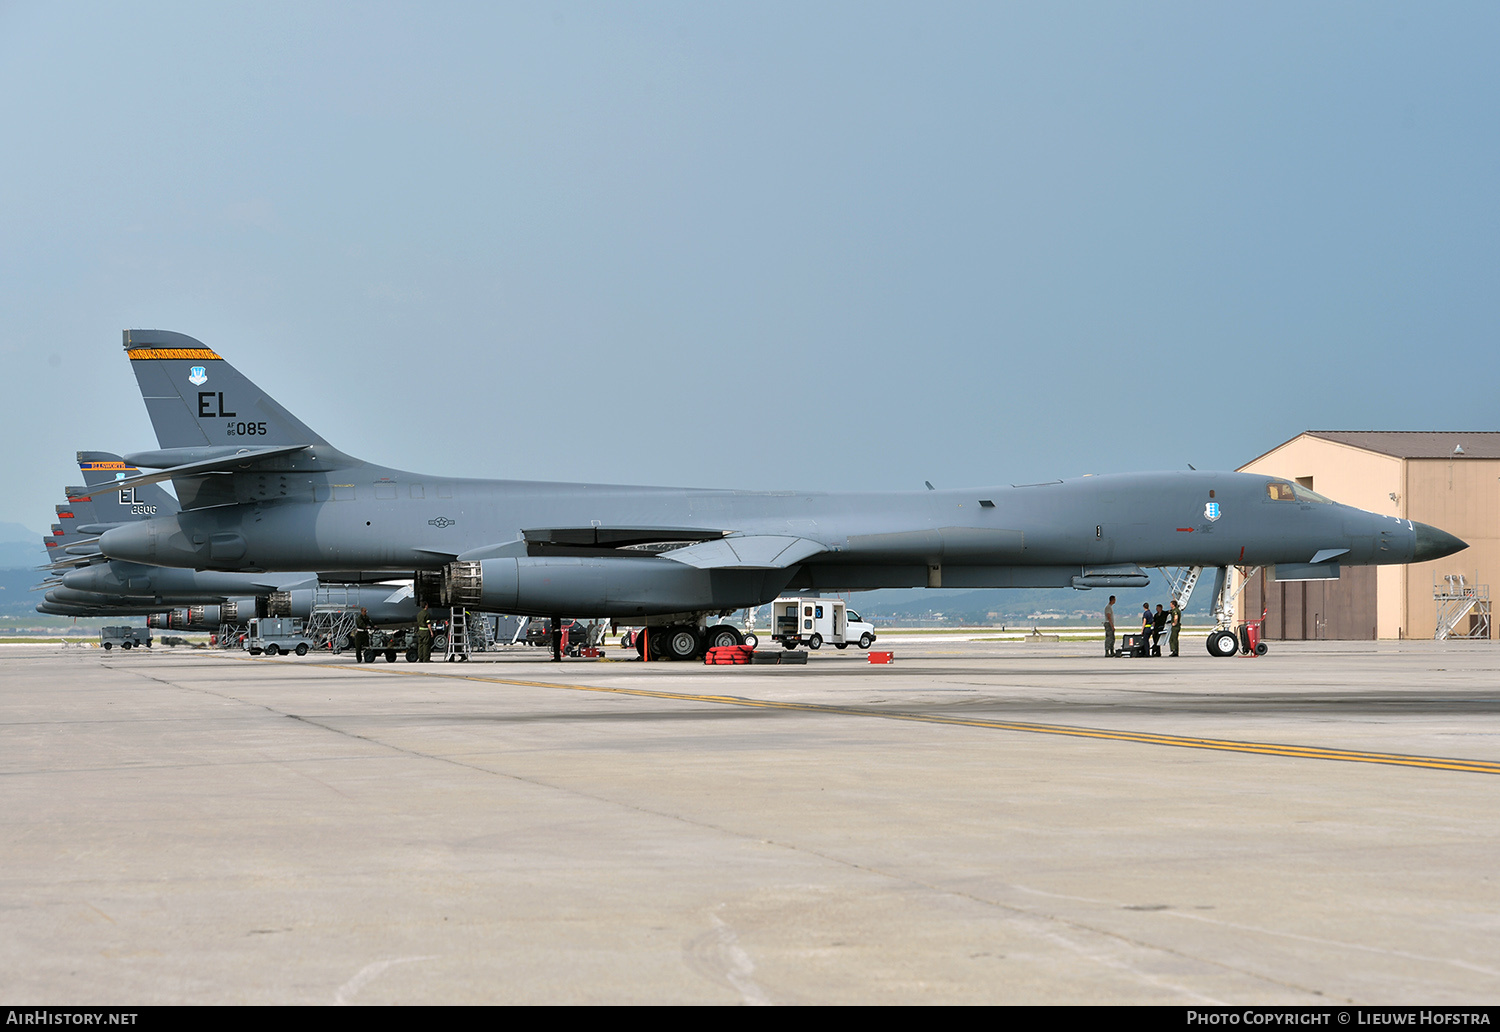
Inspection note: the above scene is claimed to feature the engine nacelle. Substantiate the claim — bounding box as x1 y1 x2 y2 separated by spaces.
148 602 241 630
148 610 191 630
187 603 238 626
414 570 445 608
443 557 791 618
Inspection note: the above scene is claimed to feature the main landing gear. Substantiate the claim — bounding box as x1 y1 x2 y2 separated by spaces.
633 623 744 661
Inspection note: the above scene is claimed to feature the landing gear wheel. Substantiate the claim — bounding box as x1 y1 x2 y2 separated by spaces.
705 625 743 649
743 632 758 649
265 643 281 656
637 629 668 660
807 634 823 650
859 633 873 649
666 626 701 661
1207 630 1238 658
295 643 309 657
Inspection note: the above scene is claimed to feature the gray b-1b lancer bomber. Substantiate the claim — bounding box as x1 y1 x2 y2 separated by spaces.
96 330 1466 659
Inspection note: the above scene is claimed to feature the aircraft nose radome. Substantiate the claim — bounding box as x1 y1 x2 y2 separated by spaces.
1412 522 1467 563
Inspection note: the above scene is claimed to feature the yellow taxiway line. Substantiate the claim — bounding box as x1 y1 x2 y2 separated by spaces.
315 658 1500 776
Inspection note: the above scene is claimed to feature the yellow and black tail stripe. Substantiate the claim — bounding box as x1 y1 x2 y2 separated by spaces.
309 663 1500 777
125 347 222 361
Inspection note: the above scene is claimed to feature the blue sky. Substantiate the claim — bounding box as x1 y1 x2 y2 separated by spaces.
3 2 1496 537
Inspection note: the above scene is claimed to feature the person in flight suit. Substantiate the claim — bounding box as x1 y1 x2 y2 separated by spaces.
1151 604 1168 657
355 607 374 662
349 615 368 662
416 605 433 663
1168 600 1182 657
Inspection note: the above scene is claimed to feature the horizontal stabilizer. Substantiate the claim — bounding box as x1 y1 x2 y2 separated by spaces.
40 554 101 570
662 535 826 570
88 445 309 495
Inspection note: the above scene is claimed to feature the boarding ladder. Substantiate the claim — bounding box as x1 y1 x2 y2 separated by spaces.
216 621 247 650
443 607 472 661
1434 574 1492 640
304 583 360 652
1159 566 1205 611
467 611 496 652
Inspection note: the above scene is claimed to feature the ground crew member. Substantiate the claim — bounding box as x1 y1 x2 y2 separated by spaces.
356 607 374 662
1168 600 1182 657
349 607 370 662
1151 604 1168 657
1139 603 1153 657
416 604 433 663
1104 595 1116 657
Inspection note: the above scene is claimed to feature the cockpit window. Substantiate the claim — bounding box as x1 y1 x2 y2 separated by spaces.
1291 483 1334 504
1268 481 1334 503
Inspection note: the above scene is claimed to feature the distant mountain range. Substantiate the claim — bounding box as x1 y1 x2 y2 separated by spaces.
0 567 51 616
0 523 51 613
0 522 46 571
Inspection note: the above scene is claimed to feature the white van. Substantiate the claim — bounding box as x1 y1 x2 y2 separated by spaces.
771 598 877 650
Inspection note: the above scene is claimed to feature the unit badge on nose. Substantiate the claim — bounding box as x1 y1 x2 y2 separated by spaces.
188 366 208 386
1205 502 1221 521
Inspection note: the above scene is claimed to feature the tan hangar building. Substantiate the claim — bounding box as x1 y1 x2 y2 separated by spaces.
1236 431 1498 640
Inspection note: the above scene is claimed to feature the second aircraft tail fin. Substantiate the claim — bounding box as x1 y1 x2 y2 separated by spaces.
77 451 181 518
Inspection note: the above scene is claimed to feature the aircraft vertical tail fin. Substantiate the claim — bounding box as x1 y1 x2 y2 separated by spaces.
122 330 328 450
57 490 93 539
77 451 180 516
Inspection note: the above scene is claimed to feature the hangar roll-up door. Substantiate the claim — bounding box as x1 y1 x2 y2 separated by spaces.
1242 565 1377 640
